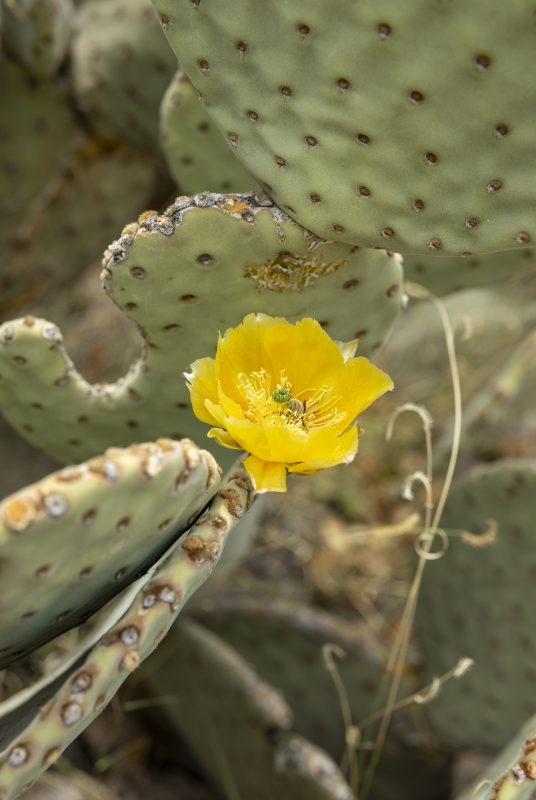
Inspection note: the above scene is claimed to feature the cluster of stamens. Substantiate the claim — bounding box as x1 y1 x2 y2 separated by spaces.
238 369 345 432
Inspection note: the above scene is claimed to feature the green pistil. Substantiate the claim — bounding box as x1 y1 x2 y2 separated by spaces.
272 388 292 404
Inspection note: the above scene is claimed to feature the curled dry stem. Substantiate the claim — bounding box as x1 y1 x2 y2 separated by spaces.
322 644 359 795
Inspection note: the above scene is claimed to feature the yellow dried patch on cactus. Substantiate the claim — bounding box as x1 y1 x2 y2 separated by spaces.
244 251 346 293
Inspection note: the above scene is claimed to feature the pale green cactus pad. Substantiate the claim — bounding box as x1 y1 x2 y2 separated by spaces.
160 70 255 194
144 620 355 800
416 459 536 749
0 191 403 464
201 596 383 759
1 144 164 319
0 467 253 800
1 0 72 79
0 437 219 668
456 711 536 800
0 56 76 291
72 0 177 151
403 248 536 297
153 0 536 256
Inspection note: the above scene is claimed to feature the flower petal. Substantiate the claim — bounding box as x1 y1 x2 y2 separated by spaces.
244 455 287 493
263 317 345 398
204 399 228 427
207 428 242 450
186 357 220 425
216 380 245 420
216 313 286 407
330 357 393 428
334 339 359 361
224 417 272 460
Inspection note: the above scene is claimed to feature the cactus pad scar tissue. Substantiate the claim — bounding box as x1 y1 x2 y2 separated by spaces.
186 313 393 492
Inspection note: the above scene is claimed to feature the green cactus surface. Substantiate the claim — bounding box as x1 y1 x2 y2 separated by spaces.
144 620 355 800
0 467 253 800
72 0 177 151
1 0 72 79
403 248 536 297
455 712 536 800
201 596 383 760
153 0 536 257
0 191 403 465
416 459 536 750
160 70 255 194
0 437 219 668
1 141 165 319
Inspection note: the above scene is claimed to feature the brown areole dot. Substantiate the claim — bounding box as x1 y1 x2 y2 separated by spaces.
494 123 509 137
356 133 370 145
228 133 239 146
298 24 310 36
429 239 441 249
275 156 286 168
281 86 292 97
488 180 502 192
309 193 321 203
425 152 437 165
409 90 424 104
382 227 394 238
237 41 248 55
357 186 370 198
378 23 391 38
475 54 491 70
413 199 424 211
199 60 209 73
337 78 350 91
305 136 317 148
466 218 479 228
516 233 530 244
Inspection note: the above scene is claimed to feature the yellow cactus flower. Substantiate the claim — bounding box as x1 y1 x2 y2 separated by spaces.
185 314 393 493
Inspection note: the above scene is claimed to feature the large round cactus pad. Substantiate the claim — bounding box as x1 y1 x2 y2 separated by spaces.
154 0 536 256
0 438 218 667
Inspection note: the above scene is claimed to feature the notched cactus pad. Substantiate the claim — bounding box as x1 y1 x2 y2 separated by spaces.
0 468 252 800
160 70 255 194
416 459 536 749
0 437 219 668
0 192 402 464
72 0 177 150
145 621 355 800
155 0 536 256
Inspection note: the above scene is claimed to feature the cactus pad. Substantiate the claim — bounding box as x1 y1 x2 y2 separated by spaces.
404 248 536 296
1 0 72 79
201 597 383 760
144 620 355 800
154 0 536 256
416 459 536 749
160 70 255 194
72 0 177 151
0 192 402 464
0 468 253 800
0 437 219 668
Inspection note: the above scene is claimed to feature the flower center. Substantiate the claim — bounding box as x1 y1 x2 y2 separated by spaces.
238 369 346 432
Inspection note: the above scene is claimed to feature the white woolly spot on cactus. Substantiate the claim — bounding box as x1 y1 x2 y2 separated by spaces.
61 702 83 727
43 492 69 518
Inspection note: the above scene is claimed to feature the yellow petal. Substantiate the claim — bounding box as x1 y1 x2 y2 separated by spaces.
224 417 272 460
262 318 345 398
207 428 243 450
300 424 358 463
216 313 286 407
334 339 359 361
216 380 245 420
186 357 220 425
244 455 287 493
331 357 393 427
204 399 228 427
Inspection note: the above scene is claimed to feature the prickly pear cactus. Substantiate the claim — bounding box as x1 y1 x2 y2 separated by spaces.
1 0 73 79
416 459 536 749
0 437 219 667
201 596 383 759
0 192 403 464
72 0 177 151
456 711 536 800
0 466 253 800
143 620 355 800
160 70 255 194
153 0 536 256
403 248 536 296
